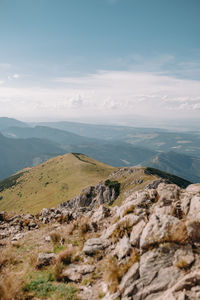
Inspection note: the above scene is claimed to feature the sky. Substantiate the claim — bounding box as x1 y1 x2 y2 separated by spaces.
0 0 200 125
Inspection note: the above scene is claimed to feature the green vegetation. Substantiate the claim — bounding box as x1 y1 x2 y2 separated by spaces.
0 171 25 192
24 275 78 299
145 167 191 188
105 179 120 197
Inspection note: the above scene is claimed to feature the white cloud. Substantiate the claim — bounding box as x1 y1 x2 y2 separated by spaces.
12 74 20 79
0 80 4 85
0 70 200 121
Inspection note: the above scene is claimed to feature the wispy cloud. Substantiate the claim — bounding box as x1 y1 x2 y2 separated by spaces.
0 70 200 121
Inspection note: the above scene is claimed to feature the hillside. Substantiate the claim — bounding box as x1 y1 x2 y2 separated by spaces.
0 153 190 214
0 166 198 300
144 151 200 183
0 153 115 213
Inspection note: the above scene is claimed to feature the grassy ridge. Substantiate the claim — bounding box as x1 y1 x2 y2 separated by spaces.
0 153 115 213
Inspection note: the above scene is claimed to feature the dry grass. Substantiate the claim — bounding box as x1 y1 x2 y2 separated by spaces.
103 256 119 293
50 231 62 245
0 245 19 272
118 249 140 279
58 248 74 265
78 217 91 236
175 259 191 269
111 219 133 242
0 273 24 300
102 249 140 293
54 262 65 282
169 221 189 244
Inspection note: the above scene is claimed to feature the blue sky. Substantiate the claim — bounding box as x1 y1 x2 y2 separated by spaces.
0 0 200 123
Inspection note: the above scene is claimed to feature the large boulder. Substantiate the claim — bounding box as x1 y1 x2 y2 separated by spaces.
140 214 188 249
186 184 200 194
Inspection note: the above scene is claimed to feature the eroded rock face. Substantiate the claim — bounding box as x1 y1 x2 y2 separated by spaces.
2 175 200 300
140 214 187 249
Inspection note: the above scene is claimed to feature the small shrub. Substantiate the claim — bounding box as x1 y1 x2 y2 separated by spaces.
54 262 65 282
111 219 133 242
118 249 140 279
58 248 73 265
50 232 61 245
77 217 91 236
103 256 119 293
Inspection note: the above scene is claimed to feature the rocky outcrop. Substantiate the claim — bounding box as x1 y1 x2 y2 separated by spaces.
0 212 39 240
2 177 200 300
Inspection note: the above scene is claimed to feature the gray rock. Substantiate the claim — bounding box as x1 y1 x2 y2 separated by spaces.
186 184 200 194
130 219 146 246
115 236 132 260
61 264 95 282
83 238 109 255
119 262 139 292
36 253 56 268
140 214 184 249
188 195 200 218
91 205 110 223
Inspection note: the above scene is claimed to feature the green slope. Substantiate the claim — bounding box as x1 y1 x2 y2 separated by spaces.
0 153 115 213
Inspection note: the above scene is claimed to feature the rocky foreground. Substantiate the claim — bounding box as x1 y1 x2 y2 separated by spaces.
1 178 200 299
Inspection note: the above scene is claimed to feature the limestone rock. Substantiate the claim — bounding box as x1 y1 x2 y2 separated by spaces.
83 238 109 255
188 195 200 218
140 214 187 249
130 219 146 246
61 264 95 282
115 236 132 260
91 205 110 223
119 262 139 292
36 253 56 268
186 184 200 194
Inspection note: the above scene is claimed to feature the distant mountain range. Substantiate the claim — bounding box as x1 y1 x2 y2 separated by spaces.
143 151 200 183
0 117 199 183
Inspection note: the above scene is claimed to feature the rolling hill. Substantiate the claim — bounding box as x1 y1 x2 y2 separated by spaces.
0 153 115 213
144 151 200 183
1 125 99 145
0 153 190 213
